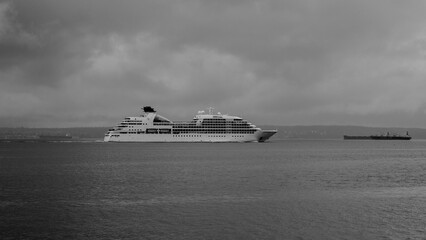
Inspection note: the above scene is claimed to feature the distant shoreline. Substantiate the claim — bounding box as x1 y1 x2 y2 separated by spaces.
0 138 102 143
2 126 426 140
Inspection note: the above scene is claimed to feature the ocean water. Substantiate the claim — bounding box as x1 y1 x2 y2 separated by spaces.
1 140 426 239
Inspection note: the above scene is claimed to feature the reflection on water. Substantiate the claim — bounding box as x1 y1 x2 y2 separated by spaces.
1 140 426 239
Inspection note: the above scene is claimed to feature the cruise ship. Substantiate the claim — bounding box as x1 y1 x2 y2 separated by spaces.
104 106 277 142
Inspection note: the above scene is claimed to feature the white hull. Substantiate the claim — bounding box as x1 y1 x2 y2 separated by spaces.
104 131 273 142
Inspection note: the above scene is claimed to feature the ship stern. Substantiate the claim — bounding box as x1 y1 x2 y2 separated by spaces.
104 133 112 142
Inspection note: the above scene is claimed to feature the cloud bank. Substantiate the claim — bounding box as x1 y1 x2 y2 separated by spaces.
1 0 426 127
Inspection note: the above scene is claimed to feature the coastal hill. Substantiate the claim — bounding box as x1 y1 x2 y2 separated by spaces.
1 126 426 140
0 127 107 140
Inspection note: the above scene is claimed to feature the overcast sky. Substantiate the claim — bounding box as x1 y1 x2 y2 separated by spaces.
1 0 426 128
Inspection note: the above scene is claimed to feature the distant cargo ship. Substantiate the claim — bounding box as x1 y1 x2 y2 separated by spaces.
344 132 411 140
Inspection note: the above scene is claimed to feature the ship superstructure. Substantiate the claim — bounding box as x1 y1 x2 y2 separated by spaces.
104 106 277 142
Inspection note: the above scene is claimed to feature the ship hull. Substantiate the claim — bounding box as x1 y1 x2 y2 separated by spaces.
344 135 411 140
370 136 411 140
343 136 373 140
104 130 276 143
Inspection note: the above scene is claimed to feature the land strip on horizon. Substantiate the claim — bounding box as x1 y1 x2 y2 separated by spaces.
1 126 425 140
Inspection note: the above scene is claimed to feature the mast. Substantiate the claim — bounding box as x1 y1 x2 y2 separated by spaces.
207 107 214 115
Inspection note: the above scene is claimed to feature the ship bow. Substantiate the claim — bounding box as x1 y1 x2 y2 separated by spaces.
256 130 277 142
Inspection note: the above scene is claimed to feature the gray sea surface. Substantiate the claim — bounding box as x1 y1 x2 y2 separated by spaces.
1 140 426 239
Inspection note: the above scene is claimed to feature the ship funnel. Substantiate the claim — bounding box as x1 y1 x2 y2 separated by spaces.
143 106 156 113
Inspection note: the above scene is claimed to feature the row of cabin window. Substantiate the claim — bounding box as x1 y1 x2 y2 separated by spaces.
176 122 248 125
119 127 255 133
174 135 202 137
120 122 257 126
118 132 171 134
173 125 252 129
118 132 253 135
202 119 243 122
175 130 256 133
174 135 230 138
121 123 148 125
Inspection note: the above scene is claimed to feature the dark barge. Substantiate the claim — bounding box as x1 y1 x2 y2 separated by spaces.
344 132 411 140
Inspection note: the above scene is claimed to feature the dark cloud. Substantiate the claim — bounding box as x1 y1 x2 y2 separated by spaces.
1 0 426 127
